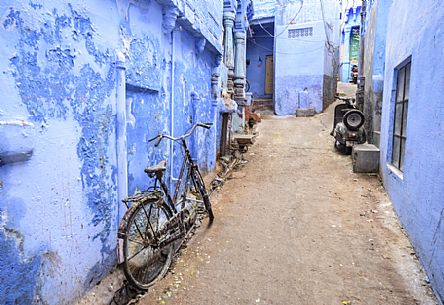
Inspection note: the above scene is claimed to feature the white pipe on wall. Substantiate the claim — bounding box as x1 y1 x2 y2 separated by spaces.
169 30 175 185
116 51 128 221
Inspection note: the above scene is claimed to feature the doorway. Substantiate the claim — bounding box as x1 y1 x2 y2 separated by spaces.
265 55 274 95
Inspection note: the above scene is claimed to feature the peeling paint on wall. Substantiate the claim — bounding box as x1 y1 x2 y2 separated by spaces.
7 5 117 247
0 0 225 303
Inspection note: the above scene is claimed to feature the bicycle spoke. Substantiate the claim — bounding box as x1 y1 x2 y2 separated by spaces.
147 207 157 240
142 202 159 244
156 202 160 232
133 220 146 243
127 244 147 262
128 238 144 246
144 203 153 236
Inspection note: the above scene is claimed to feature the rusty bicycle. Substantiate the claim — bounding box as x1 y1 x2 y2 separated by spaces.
117 122 214 290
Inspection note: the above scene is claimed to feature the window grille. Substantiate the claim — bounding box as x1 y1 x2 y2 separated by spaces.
391 60 411 172
288 27 313 38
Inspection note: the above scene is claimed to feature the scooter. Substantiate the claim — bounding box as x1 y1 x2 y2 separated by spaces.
330 96 366 154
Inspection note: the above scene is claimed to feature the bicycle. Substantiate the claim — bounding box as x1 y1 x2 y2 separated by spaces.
117 122 214 291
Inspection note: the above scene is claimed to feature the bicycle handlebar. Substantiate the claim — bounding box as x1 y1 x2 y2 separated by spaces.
148 122 212 147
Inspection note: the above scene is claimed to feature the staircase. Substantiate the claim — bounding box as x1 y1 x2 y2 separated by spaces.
252 98 273 115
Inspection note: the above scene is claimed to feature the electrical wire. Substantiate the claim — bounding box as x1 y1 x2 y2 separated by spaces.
255 0 304 39
251 0 340 55
249 39 324 55
319 0 338 56
249 35 325 42
248 0 340 58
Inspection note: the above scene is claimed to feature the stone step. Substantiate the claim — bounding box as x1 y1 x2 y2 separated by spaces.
252 98 273 112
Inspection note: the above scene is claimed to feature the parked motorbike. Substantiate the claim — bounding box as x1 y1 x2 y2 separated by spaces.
351 65 358 84
351 71 358 84
330 96 366 154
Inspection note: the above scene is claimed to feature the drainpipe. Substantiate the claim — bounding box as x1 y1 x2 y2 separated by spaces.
170 30 175 185
163 5 180 186
116 52 128 221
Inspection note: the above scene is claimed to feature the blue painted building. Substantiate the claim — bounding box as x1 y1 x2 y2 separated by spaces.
339 0 362 83
0 0 252 303
361 0 444 303
246 0 340 116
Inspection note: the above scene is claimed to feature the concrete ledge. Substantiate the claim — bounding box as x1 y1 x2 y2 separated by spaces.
352 143 380 173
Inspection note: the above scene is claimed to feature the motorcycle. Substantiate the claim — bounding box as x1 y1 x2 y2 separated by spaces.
330 96 366 154
351 65 358 84
351 71 358 84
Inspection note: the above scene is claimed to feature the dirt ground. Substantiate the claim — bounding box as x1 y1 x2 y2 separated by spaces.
138 85 437 305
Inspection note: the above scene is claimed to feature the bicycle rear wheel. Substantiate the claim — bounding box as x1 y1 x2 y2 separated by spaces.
191 168 214 223
122 198 173 290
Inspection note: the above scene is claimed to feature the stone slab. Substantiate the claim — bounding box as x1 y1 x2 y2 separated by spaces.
352 143 380 173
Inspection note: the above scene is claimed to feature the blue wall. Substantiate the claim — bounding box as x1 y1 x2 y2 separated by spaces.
246 22 274 99
379 1 444 302
0 0 223 304
273 0 340 115
274 20 326 115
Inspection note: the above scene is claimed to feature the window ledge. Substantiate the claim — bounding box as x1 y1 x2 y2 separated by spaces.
387 163 404 180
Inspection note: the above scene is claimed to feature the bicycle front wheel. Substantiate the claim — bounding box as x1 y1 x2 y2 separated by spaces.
191 168 214 223
122 198 173 290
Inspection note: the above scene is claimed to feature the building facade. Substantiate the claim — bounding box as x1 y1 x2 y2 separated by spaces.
361 0 444 303
339 0 362 83
246 0 340 116
0 0 251 304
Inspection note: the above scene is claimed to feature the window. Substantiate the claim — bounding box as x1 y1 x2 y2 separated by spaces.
288 27 313 38
391 60 411 171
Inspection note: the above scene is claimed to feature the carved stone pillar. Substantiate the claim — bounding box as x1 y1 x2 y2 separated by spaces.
233 30 246 103
223 11 235 94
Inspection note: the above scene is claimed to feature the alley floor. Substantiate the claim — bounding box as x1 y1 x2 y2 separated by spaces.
138 94 437 305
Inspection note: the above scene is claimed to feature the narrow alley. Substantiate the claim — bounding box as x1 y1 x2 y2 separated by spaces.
2 1 444 304
139 95 437 305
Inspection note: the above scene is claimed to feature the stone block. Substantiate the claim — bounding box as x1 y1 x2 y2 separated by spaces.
352 143 380 173
296 108 316 117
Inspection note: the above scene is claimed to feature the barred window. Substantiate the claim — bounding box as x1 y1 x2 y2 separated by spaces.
288 27 313 38
392 60 411 172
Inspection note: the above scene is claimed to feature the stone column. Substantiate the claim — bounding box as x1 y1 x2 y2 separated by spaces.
223 11 236 94
233 29 246 103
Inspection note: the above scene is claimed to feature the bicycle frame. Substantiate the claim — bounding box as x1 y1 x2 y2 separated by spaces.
151 137 205 216
118 123 213 290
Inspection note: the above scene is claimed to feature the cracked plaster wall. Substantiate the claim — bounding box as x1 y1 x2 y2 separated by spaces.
0 0 223 304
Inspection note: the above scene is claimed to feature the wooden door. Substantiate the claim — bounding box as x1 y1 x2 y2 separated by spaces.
265 55 274 95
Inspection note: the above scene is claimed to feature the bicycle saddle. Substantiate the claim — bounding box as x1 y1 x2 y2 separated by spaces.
144 160 167 174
